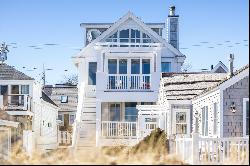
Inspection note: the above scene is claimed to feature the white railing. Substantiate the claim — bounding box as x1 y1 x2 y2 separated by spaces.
1 94 31 111
174 133 249 165
96 42 163 48
58 131 72 146
107 74 151 91
101 121 138 138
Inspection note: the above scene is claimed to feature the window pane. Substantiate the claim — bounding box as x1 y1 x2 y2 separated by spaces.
11 85 19 94
119 29 129 38
88 62 97 85
161 62 171 72
125 102 138 122
69 114 75 125
21 85 29 94
110 104 121 121
119 59 127 74
131 59 140 74
176 112 186 123
61 96 68 103
142 59 150 74
108 59 117 74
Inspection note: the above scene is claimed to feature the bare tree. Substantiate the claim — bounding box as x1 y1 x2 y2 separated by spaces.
61 74 78 86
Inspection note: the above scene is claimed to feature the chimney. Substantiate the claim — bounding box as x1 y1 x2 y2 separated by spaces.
228 54 234 78
211 65 214 70
167 5 179 50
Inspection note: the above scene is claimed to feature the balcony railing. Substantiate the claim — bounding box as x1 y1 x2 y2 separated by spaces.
0 94 31 111
107 74 151 91
101 121 138 138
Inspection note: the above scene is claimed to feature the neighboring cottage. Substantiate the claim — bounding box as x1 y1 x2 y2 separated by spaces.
192 64 249 138
137 72 227 138
44 84 78 146
0 62 59 155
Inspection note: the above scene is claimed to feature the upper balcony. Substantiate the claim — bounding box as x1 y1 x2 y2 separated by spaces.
0 94 32 116
106 74 151 91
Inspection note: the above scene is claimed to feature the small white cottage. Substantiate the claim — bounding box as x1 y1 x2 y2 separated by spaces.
0 62 59 155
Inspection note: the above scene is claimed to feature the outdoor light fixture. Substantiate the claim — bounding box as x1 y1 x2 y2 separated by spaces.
230 102 236 113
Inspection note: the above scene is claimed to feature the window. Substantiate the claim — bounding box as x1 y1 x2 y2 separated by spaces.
109 104 121 121
243 98 249 136
125 102 138 122
88 62 97 85
108 59 117 74
105 29 154 47
131 59 140 74
176 112 187 134
213 102 218 135
21 85 29 94
48 123 52 127
202 106 209 136
119 59 127 74
11 85 19 94
61 96 68 103
161 62 171 73
58 114 64 122
142 59 150 74
69 113 76 125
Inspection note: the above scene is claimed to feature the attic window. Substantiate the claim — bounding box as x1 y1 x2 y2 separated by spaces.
105 29 154 47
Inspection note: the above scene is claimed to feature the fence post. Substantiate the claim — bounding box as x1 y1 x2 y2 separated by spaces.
192 132 199 164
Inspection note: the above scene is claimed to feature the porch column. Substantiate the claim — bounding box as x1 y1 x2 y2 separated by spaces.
96 100 102 147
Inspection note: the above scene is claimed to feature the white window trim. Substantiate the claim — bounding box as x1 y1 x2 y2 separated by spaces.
243 98 249 137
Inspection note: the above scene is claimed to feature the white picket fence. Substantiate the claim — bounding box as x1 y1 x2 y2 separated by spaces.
174 133 249 165
58 131 72 147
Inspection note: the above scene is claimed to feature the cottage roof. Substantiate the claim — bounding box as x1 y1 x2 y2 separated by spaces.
194 64 249 99
161 72 227 100
41 91 58 107
0 63 34 80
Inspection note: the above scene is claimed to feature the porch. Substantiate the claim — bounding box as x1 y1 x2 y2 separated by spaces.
0 94 31 114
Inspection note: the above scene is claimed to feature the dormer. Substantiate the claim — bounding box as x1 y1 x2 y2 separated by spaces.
81 22 165 46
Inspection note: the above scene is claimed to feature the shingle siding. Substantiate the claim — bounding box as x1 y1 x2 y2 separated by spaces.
223 76 249 137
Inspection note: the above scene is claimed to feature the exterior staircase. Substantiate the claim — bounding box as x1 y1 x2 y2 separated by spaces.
75 97 97 149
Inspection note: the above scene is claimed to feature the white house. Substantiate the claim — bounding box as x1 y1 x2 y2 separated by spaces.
72 6 186 148
0 62 59 155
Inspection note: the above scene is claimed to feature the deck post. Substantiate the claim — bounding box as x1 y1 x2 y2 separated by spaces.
192 132 199 164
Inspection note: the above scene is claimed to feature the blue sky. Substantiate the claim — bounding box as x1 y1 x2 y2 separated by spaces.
1 0 249 85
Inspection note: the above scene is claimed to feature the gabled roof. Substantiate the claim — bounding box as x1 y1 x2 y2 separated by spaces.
194 64 249 99
211 61 229 73
73 11 185 60
0 63 34 80
161 72 227 100
41 91 58 107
